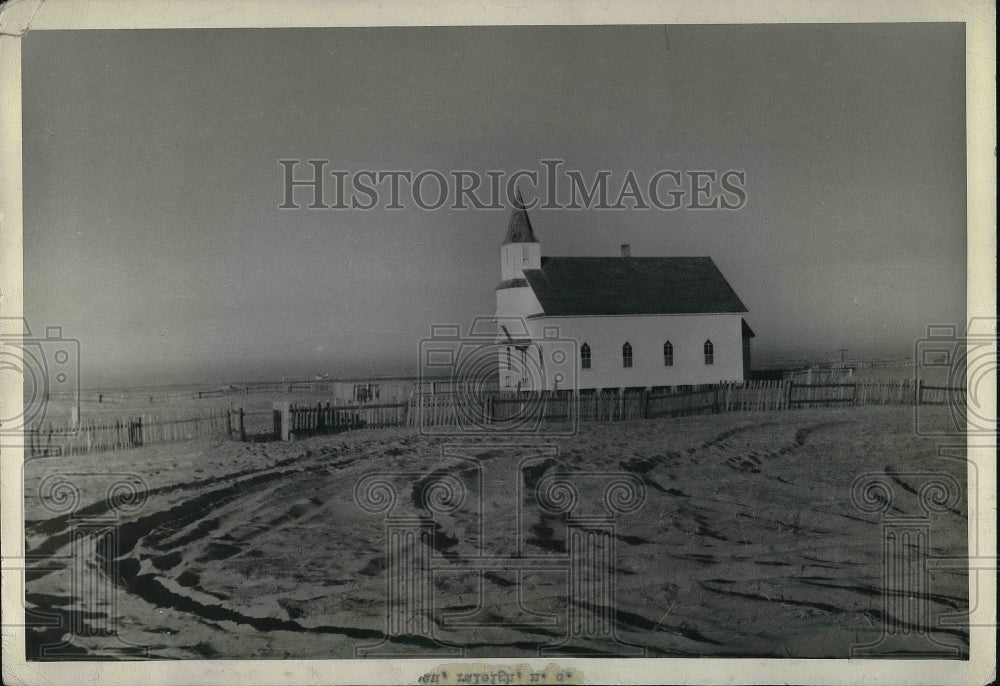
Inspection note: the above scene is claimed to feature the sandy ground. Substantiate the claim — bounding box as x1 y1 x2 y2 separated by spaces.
22 405 968 659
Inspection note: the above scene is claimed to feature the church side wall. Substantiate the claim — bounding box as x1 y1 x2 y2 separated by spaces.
527 313 745 390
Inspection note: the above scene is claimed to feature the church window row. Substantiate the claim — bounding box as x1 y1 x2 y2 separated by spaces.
579 340 714 369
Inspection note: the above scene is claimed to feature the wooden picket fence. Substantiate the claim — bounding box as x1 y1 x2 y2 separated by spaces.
281 401 408 439
914 383 966 406
400 378 966 429
28 379 967 453
716 380 790 411
413 391 579 428
26 408 229 457
412 385 733 427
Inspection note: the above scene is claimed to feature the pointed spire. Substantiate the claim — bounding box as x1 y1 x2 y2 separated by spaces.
502 186 538 245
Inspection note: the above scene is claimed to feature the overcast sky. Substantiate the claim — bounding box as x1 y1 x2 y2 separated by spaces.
22 24 966 388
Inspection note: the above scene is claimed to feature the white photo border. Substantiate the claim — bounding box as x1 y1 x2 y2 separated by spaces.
1 1 994 684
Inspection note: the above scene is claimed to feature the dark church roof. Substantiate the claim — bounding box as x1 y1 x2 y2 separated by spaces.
502 187 538 245
521 256 748 316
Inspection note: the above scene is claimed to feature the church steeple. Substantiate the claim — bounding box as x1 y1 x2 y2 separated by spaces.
498 186 542 283
502 187 538 245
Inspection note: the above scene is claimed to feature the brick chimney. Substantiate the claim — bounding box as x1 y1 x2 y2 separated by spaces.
620 243 631 257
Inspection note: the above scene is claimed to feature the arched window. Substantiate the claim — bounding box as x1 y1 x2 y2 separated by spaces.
580 343 591 369
704 340 714 365
622 342 633 368
663 341 674 366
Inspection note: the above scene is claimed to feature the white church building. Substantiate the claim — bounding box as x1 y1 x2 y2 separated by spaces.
495 190 754 393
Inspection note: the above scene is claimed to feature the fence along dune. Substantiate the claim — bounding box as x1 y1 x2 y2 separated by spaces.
26 378 963 456
27 407 228 456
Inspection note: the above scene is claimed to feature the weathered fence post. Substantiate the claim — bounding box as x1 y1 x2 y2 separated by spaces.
238 408 245 442
275 402 291 441
787 379 794 409
314 401 324 433
915 379 923 406
402 389 413 426
132 417 143 447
